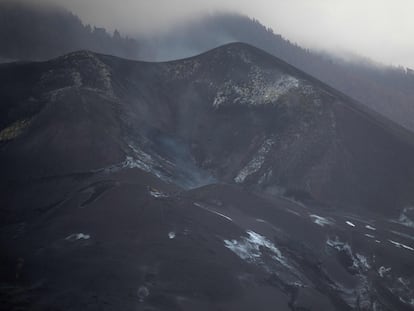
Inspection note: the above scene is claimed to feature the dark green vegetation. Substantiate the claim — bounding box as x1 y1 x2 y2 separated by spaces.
0 1 139 61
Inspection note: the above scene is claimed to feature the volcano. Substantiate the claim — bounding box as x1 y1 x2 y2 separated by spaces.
1 43 414 310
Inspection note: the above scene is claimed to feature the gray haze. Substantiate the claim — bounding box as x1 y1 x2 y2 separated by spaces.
15 0 414 68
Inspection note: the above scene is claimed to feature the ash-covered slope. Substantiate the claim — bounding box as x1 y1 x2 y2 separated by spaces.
1 43 414 215
1 43 414 310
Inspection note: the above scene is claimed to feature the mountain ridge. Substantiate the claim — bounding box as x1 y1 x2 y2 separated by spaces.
1 42 414 311
58 43 414 146
2 42 414 216
2 2 414 131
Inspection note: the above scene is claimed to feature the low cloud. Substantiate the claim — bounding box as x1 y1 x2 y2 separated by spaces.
9 0 414 68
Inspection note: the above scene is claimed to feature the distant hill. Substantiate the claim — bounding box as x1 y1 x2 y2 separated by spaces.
138 13 414 131
0 1 139 61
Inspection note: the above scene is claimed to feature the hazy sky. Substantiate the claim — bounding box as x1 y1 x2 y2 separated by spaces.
31 0 414 68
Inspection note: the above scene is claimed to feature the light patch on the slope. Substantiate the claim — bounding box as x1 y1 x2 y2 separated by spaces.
262 76 300 103
282 195 307 209
129 143 173 168
394 277 414 307
256 219 266 223
388 240 414 251
65 233 91 241
390 230 414 241
398 207 414 228
332 276 371 309
149 188 168 198
399 297 414 307
326 237 347 250
365 225 376 231
326 237 370 272
103 154 166 182
345 221 356 227
125 148 167 180
48 87 72 102
90 53 114 96
224 231 276 262
100 142 174 184
194 202 232 222
398 277 410 288
224 230 291 269
165 59 201 80
124 156 147 169
310 214 334 227
258 169 273 185
364 234 375 239
291 281 306 288
355 254 371 271
72 71 82 87
286 209 301 217
375 240 381 243
234 138 275 183
0 119 31 142
127 142 215 190
212 90 227 107
168 232 176 239
118 156 164 180
212 69 300 108
378 266 391 277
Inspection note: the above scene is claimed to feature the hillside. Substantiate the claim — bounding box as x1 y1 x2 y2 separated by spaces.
1 44 414 310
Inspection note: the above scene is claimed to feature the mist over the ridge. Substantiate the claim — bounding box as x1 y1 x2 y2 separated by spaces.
10 0 414 68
